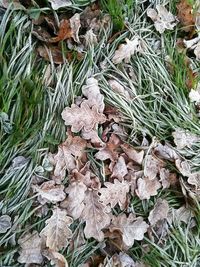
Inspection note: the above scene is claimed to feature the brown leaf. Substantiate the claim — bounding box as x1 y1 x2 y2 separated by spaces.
81 129 105 146
108 79 132 100
50 19 72 43
154 143 179 161
98 179 129 209
110 214 148 247
41 207 73 251
61 102 106 133
111 156 128 181
81 190 111 241
173 206 194 224
37 45 64 64
136 177 161 200
148 198 169 226
144 155 164 180
177 0 195 32
43 250 68 267
18 231 43 264
121 143 144 164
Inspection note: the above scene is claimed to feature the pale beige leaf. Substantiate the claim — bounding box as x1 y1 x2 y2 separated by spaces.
81 128 105 146
33 181 66 203
159 168 170 189
48 0 72 10
112 38 142 64
154 143 179 161
84 29 98 47
110 214 148 247
184 37 200 60
111 156 128 181
172 128 200 149
144 155 164 180
18 231 43 264
175 159 191 176
99 179 129 209
0 215 11 233
147 5 177 34
70 13 81 43
136 177 161 200
43 250 68 267
41 207 73 251
121 143 144 164
108 79 131 100
65 181 87 219
81 190 111 241
148 198 169 226
61 102 106 133
188 172 200 190
173 206 194 224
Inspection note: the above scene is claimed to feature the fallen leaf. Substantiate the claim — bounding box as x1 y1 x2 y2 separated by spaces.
172 128 200 149
177 0 195 32
0 215 11 233
61 102 106 133
33 181 66 203
98 179 129 209
111 156 128 181
43 250 68 267
154 143 179 161
70 13 81 43
121 143 144 164
110 214 148 247
112 38 142 64
84 29 98 46
37 45 64 64
147 5 178 34
41 207 73 251
50 19 72 43
136 177 161 200
81 190 111 241
189 82 200 103
81 128 105 146
144 155 164 180
18 231 43 264
108 79 132 100
175 159 191 176
48 0 72 10
159 168 171 189
148 198 169 226
173 206 194 224
188 172 200 191
184 37 200 60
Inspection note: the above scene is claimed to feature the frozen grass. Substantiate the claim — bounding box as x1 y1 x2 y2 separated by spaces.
0 1 200 266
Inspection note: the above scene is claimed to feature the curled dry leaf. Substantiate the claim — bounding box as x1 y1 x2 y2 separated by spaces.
33 181 66 203
177 0 195 32
41 207 73 251
184 37 200 60
112 38 142 64
70 13 81 43
188 172 200 191
50 19 72 43
81 128 104 146
144 155 164 180
18 231 43 264
37 45 64 64
111 156 128 181
43 250 68 267
98 179 129 209
154 143 179 161
172 128 200 149
48 0 72 10
148 198 169 226
81 190 111 241
121 143 144 165
159 168 171 189
110 214 148 247
65 181 87 219
0 215 11 233
108 79 132 100
136 177 161 200
61 102 106 133
147 5 178 34
175 159 191 176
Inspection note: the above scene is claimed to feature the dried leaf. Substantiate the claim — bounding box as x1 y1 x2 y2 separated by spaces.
112 38 142 64
147 5 178 34
50 19 72 43
148 198 169 226
33 181 66 203
108 79 132 100
136 177 161 200
84 29 98 46
82 190 111 241
70 13 81 43
65 181 87 219
154 143 179 161
188 172 200 191
177 0 195 32
37 45 64 64
18 231 43 264
43 250 68 267
175 159 191 176
172 128 200 149
159 168 171 189
121 143 144 164
111 156 128 181
41 207 73 251
110 214 148 247
0 215 11 233
48 0 72 10
144 155 164 180
81 129 104 146
98 179 129 209
61 102 106 133
189 82 200 103
173 206 194 224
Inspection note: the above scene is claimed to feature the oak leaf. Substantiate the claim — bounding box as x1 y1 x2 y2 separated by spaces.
121 143 144 164
172 128 200 149
110 214 148 247
43 250 68 267
37 45 64 64
148 198 169 226
154 143 179 161
136 177 161 200
0 215 11 233
98 179 129 209
108 79 132 100
111 156 128 181
41 207 73 251
144 155 164 180
50 19 72 43
70 13 81 43
177 0 195 32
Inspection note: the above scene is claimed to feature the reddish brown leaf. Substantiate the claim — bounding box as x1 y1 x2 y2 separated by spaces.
50 19 72 42
37 45 64 64
177 0 196 32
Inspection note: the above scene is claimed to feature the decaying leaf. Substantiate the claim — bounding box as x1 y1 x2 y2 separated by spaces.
112 38 142 64
0 215 11 233
37 45 64 64
81 190 111 241
111 156 128 180
136 177 161 200
189 82 200 103
159 168 171 189
110 214 148 247
61 102 106 133
70 13 81 43
175 159 191 176
173 206 194 224
18 231 43 264
121 143 144 164
188 172 200 191
43 250 68 267
154 143 179 161
64 181 87 219
147 5 178 34
81 128 104 146
41 207 73 251
98 179 129 209
50 19 72 43
184 37 200 60
48 0 72 10
108 79 132 100
144 155 164 180
172 128 200 149
177 0 195 32
148 198 169 226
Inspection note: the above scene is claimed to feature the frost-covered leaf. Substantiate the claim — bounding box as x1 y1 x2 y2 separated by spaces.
148 198 169 226
43 250 68 267
175 159 191 176
188 172 200 191
172 128 200 149
136 177 161 200
147 5 177 34
61 102 106 133
70 13 81 43
121 143 144 164
33 181 66 203
18 231 43 264
110 214 148 247
154 143 179 161
48 0 72 10
0 215 11 233
189 82 200 103
41 207 73 251
111 156 128 181
81 190 111 241
112 38 142 64
81 129 104 146
159 168 171 189
108 79 132 100
173 206 194 224
98 179 129 209
144 155 164 180
65 181 87 219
